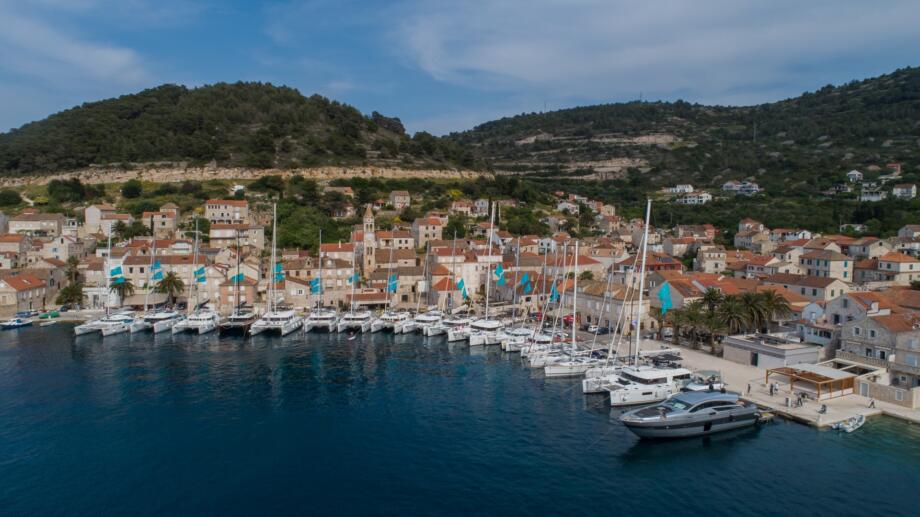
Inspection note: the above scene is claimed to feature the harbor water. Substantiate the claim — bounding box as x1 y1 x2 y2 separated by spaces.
1 323 919 515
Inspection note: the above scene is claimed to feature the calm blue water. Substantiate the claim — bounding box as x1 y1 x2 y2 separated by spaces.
1 323 918 516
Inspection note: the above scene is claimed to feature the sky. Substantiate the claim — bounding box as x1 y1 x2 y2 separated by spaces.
1 0 919 136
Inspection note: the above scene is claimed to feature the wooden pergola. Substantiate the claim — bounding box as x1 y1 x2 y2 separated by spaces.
766 366 856 400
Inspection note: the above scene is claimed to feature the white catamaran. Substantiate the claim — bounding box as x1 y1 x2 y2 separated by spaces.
336 249 372 333
250 203 303 336
304 229 338 333
172 219 220 335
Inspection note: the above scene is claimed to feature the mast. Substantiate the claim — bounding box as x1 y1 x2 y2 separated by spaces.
633 198 652 365
268 203 277 314
185 221 195 316
143 216 155 313
510 237 521 326
189 218 200 315
349 248 357 313
572 240 579 352
449 230 458 313
317 228 324 308
484 202 496 320
105 231 112 315
386 242 395 312
417 242 430 313
234 228 242 315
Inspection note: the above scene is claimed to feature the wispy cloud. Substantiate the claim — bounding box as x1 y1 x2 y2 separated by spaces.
395 0 920 105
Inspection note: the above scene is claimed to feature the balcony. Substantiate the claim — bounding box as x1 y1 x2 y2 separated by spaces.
835 349 890 369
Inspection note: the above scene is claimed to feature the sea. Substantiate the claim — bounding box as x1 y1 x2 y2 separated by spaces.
1 323 918 516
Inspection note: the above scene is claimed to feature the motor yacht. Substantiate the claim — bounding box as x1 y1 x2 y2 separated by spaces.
304 307 338 332
337 310 373 333
606 366 693 407
427 315 472 338
619 391 759 439
172 310 220 335
250 309 303 336
1 317 32 330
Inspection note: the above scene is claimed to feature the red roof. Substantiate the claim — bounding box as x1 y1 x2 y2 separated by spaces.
1 273 45 291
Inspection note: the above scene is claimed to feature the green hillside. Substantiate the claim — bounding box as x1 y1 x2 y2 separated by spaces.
0 82 482 174
450 66 920 195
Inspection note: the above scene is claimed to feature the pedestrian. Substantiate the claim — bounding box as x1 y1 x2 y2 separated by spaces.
769 383 774 396
746 383 751 395
869 398 876 409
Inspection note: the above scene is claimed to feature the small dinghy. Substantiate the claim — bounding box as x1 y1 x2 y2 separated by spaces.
833 414 866 433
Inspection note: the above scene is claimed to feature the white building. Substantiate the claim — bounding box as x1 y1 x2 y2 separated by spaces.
892 184 917 200
675 192 712 205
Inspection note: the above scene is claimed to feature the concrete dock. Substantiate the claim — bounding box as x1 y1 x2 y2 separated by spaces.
636 339 920 428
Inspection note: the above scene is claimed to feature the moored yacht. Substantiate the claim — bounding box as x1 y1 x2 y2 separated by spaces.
337 310 372 333
544 354 605 378
426 314 471 337
304 307 338 332
172 309 220 335
620 391 759 439
219 309 257 335
75 311 135 337
250 309 303 336
467 318 507 346
130 310 182 334
371 310 410 332
1 317 33 330
606 365 693 407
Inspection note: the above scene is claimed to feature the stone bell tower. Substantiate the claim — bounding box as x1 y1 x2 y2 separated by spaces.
362 204 376 275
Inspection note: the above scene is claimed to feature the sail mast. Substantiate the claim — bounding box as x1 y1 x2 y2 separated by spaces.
572 240 579 352
634 198 652 365
190 218 199 315
269 203 277 314
317 228 323 308
484 202 496 320
143 215 155 313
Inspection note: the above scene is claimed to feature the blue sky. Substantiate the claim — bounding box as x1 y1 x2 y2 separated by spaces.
1 0 919 135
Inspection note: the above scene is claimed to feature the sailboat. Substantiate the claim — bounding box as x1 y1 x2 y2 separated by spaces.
219 231 257 335
336 245 372 333
172 218 220 334
75 233 136 337
304 230 338 332
250 203 303 336
371 244 410 332
396 242 439 334
131 232 181 333
468 202 509 347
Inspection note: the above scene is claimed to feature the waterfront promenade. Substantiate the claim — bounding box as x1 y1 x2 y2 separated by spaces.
636 339 920 428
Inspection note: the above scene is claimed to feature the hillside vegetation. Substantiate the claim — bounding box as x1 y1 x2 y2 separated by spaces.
450 67 920 195
0 82 483 175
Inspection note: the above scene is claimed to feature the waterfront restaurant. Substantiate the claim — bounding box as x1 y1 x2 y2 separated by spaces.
765 363 856 400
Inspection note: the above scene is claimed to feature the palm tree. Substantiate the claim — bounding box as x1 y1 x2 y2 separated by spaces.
56 283 84 307
759 289 792 331
155 272 185 307
665 308 686 346
701 287 723 313
683 301 706 349
704 312 728 355
109 278 135 304
718 295 749 335
740 291 767 332
65 256 80 284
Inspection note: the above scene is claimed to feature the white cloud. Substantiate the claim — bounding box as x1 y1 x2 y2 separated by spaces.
0 3 149 87
396 0 920 105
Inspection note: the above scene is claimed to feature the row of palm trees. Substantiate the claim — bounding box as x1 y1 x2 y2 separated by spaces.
55 254 187 308
660 288 793 354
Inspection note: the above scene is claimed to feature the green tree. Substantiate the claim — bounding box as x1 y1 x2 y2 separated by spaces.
443 213 469 238
665 308 687 346
65 256 80 284
718 295 749 335
760 289 792 331
56 283 84 307
109 278 136 303
578 270 594 281
0 189 22 206
121 179 143 198
701 287 723 313
155 272 185 306
740 292 767 332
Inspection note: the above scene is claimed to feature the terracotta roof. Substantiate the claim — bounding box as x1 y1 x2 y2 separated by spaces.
871 313 920 333
800 249 849 261
320 243 355 253
1 273 46 291
763 273 841 289
220 276 257 287
879 252 920 263
206 199 248 207
0 234 26 242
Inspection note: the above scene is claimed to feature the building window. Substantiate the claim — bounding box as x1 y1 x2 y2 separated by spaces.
895 390 904 402
854 327 861 336
869 329 876 338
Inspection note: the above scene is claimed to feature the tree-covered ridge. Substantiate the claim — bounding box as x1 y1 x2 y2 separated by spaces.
0 82 482 174
450 66 920 194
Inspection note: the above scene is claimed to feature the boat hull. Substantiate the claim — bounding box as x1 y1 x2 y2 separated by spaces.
622 410 759 439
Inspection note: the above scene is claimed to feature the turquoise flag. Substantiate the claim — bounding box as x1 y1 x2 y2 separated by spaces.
658 282 673 315
274 262 283 273
110 266 123 277
152 260 161 270
523 282 532 294
519 272 530 286
550 281 559 302
456 278 465 291
387 274 398 293
347 272 359 284
152 270 163 281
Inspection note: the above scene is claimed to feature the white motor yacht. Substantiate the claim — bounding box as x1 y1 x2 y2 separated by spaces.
606 366 693 406
544 355 605 378
304 307 337 332
337 310 372 333
172 310 220 335
250 309 303 336
501 327 535 352
371 310 410 333
74 311 135 337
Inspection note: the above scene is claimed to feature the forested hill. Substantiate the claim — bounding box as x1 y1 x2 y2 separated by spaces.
449 66 920 195
0 82 482 175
